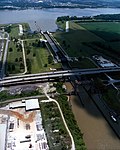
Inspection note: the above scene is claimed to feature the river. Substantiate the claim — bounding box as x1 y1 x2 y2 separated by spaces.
0 8 120 31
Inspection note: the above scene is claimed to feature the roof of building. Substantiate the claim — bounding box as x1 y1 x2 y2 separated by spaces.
25 99 39 111
0 124 7 150
9 101 25 109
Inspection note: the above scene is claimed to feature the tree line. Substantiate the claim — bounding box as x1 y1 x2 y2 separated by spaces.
57 14 120 22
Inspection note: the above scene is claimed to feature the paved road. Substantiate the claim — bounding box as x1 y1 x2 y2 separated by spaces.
20 40 27 74
1 67 120 86
1 32 9 79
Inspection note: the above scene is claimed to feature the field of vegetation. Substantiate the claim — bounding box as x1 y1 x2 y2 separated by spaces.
5 23 61 75
53 82 86 150
40 101 72 150
6 24 24 75
94 78 120 115
24 39 61 74
78 22 120 62
54 21 120 65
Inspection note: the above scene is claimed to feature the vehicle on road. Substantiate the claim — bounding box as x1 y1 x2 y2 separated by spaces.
109 111 118 123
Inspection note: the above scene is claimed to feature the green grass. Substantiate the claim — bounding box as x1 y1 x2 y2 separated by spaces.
24 40 61 73
6 41 24 75
70 58 97 69
4 23 61 75
5 23 61 75
0 90 42 103
9 24 19 38
80 22 120 41
22 32 41 40
54 21 120 64
22 23 30 31
102 86 120 114
54 21 104 58
56 20 66 30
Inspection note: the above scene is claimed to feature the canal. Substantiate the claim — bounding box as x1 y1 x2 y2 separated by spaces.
65 82 120 150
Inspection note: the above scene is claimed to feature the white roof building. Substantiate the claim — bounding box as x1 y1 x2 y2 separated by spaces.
0 124 7 150
9 101 25 109
25 99 40 111
19 24 23 36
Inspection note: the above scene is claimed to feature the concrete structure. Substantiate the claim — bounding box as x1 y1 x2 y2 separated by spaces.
93 55 118 68
19 24 23 36
0 106 9 150
9 101 25 109
1 67 120 86
25 99 40 111
0 100 49 150
0 124 7 150
66 21 69 32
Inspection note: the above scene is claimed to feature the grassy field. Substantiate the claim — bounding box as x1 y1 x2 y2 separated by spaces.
56 20 66 31
102 86 120 115
79 22 120 41
7 41 24 74
24 39 61 73
70 58 97 69
54 21 120 64
6 23 61 75
9 24 19 38
40 101 72 150
54 21 104 58
80 22 120 60
6 24 24 75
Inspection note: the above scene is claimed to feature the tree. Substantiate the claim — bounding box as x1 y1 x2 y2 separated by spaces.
41 41 46 48
17 48 20 52
9 47 13 52
15 58 18 62
19 57 22 62
27 49 30 55
33 53 36 57
44 64 47 67
37 41 41 47
32 42 35 47
62 40 66 46
20 63 24 69
48 55 53 64
12 64 15 71
7 64 11 72
24 41 27 45
26 58 31 73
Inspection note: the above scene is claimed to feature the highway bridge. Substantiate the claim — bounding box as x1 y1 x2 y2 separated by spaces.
1 67 120 86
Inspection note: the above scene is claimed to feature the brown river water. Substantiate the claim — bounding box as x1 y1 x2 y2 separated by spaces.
65 82 120 150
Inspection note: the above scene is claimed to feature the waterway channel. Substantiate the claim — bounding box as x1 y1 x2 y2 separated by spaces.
65 82 120 149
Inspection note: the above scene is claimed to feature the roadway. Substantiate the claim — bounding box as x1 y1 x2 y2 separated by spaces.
1 67 120 86
0 32 9 79
20 40 27 74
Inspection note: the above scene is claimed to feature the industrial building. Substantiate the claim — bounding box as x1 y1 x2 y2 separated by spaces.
0 99 49 150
